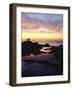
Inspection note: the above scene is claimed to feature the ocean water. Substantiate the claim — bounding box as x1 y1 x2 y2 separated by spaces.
39 40 63 46
22 60 63 77
22 40 63 77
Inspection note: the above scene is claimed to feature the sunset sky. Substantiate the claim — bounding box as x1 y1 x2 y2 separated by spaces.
21 12 63 43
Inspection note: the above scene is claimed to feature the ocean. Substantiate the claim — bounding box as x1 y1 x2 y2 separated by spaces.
21 39 63 77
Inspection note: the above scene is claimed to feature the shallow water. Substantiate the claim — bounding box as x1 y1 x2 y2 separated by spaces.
22 44 63 77
22 60 63 77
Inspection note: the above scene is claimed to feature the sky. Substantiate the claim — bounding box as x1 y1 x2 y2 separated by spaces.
21 12 63 42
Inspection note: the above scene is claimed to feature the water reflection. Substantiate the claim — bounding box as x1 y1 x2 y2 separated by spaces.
40 46 52 53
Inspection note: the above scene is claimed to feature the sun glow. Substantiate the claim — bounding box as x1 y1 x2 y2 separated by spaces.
21 31 63 41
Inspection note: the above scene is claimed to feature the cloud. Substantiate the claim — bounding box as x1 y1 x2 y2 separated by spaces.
21 12 63 33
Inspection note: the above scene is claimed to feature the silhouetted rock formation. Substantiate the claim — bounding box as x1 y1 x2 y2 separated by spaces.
22 40 42 56
49 45 63 63
44 43 49 47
